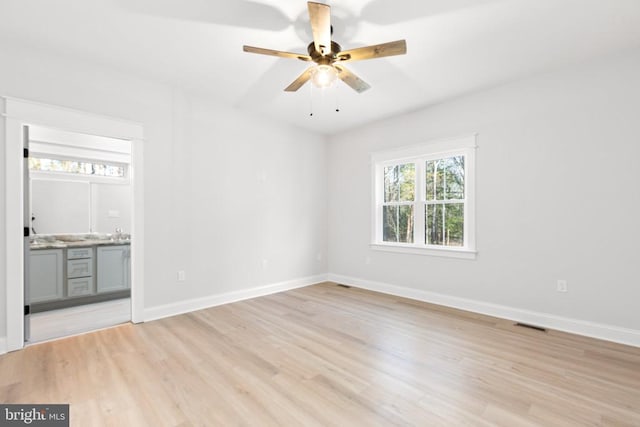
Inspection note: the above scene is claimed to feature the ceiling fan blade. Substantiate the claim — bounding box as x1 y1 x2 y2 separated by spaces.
334 65 371 93
285 67 315 92
243 46 311 62
307 2 332 55
337 40 407 63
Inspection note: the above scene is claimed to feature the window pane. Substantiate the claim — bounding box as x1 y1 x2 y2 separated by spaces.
444 203 464 246
426 204 443 245
426 159 444 200
384 166 399 202
398 205 414 243
383 205 398 242
29 157 125 178
426 156 465 201
426 203 464 246
383 205 414 243
444 156 465 200
384 163 415 202
398 163 415 201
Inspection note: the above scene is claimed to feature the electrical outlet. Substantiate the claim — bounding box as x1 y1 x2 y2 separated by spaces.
557 279 568 292
316 252 323 261
365 256 371 265
261 259 268 269
177 270 186 282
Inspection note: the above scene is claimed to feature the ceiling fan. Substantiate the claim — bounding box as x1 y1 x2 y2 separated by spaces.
243 1 407 94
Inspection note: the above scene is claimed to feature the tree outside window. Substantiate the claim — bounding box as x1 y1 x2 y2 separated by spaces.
425 156 464 246
382 163 415 243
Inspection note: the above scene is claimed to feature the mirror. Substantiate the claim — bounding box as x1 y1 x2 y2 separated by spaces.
28 125 132 235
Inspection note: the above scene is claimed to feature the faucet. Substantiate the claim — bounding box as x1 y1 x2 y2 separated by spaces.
115 227 123 241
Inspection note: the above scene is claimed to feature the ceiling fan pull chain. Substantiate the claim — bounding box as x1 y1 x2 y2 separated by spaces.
335 86 340 112
309 82 314 117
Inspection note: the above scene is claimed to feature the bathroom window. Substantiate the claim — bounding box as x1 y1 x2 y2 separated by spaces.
29 157 126 178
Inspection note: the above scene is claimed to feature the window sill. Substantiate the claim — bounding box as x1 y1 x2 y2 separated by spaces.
370 243 477 260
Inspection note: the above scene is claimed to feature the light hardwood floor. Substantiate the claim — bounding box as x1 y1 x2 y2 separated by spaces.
1 282 639 426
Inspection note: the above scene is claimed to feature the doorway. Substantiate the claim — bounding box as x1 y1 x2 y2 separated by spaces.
26 125 133 342
3 97 145 352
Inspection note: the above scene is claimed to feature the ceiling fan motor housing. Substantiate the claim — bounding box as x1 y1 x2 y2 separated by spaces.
307 41 342 65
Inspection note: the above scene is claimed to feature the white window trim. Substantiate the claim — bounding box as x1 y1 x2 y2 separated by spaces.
370 134 477 259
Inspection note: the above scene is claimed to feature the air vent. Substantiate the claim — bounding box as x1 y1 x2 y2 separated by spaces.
515 322 547 332
336 284 351 288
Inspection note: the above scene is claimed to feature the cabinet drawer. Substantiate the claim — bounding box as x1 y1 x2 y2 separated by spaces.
67 247 93 260
67 258 93 278
67 277 94 297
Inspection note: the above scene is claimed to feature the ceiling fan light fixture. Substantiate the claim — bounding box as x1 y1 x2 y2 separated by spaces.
311 64 338 89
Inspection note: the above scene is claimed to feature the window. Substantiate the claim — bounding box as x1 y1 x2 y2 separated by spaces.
425 155 465 246
29 157 126 178
372 135 476 259
382 163 415 243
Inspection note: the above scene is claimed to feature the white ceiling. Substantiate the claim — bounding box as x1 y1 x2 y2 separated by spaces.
2 0 640 135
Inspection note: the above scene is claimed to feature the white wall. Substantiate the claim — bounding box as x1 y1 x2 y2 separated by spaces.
92 182 132 234
3 40 638 348
328 49 640 333
0 42 328 340
0 98 6 349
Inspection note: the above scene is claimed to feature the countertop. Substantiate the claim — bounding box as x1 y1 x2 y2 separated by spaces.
30 233 131 250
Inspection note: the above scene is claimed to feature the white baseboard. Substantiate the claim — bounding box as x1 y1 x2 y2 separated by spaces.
144 274 329 322
0 337 7 355
328 273 640 348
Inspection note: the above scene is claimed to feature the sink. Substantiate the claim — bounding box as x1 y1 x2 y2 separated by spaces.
92 234 116 241
56 235 87 242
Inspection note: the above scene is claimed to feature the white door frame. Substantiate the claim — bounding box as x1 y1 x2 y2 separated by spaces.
2 97 145 352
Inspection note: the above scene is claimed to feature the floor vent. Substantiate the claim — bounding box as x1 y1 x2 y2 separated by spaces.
336 284 351 288
515 322 547 332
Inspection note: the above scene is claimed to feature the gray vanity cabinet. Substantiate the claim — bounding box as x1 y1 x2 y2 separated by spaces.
66 247 94 297
97 245 130 293
29 249 64 303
